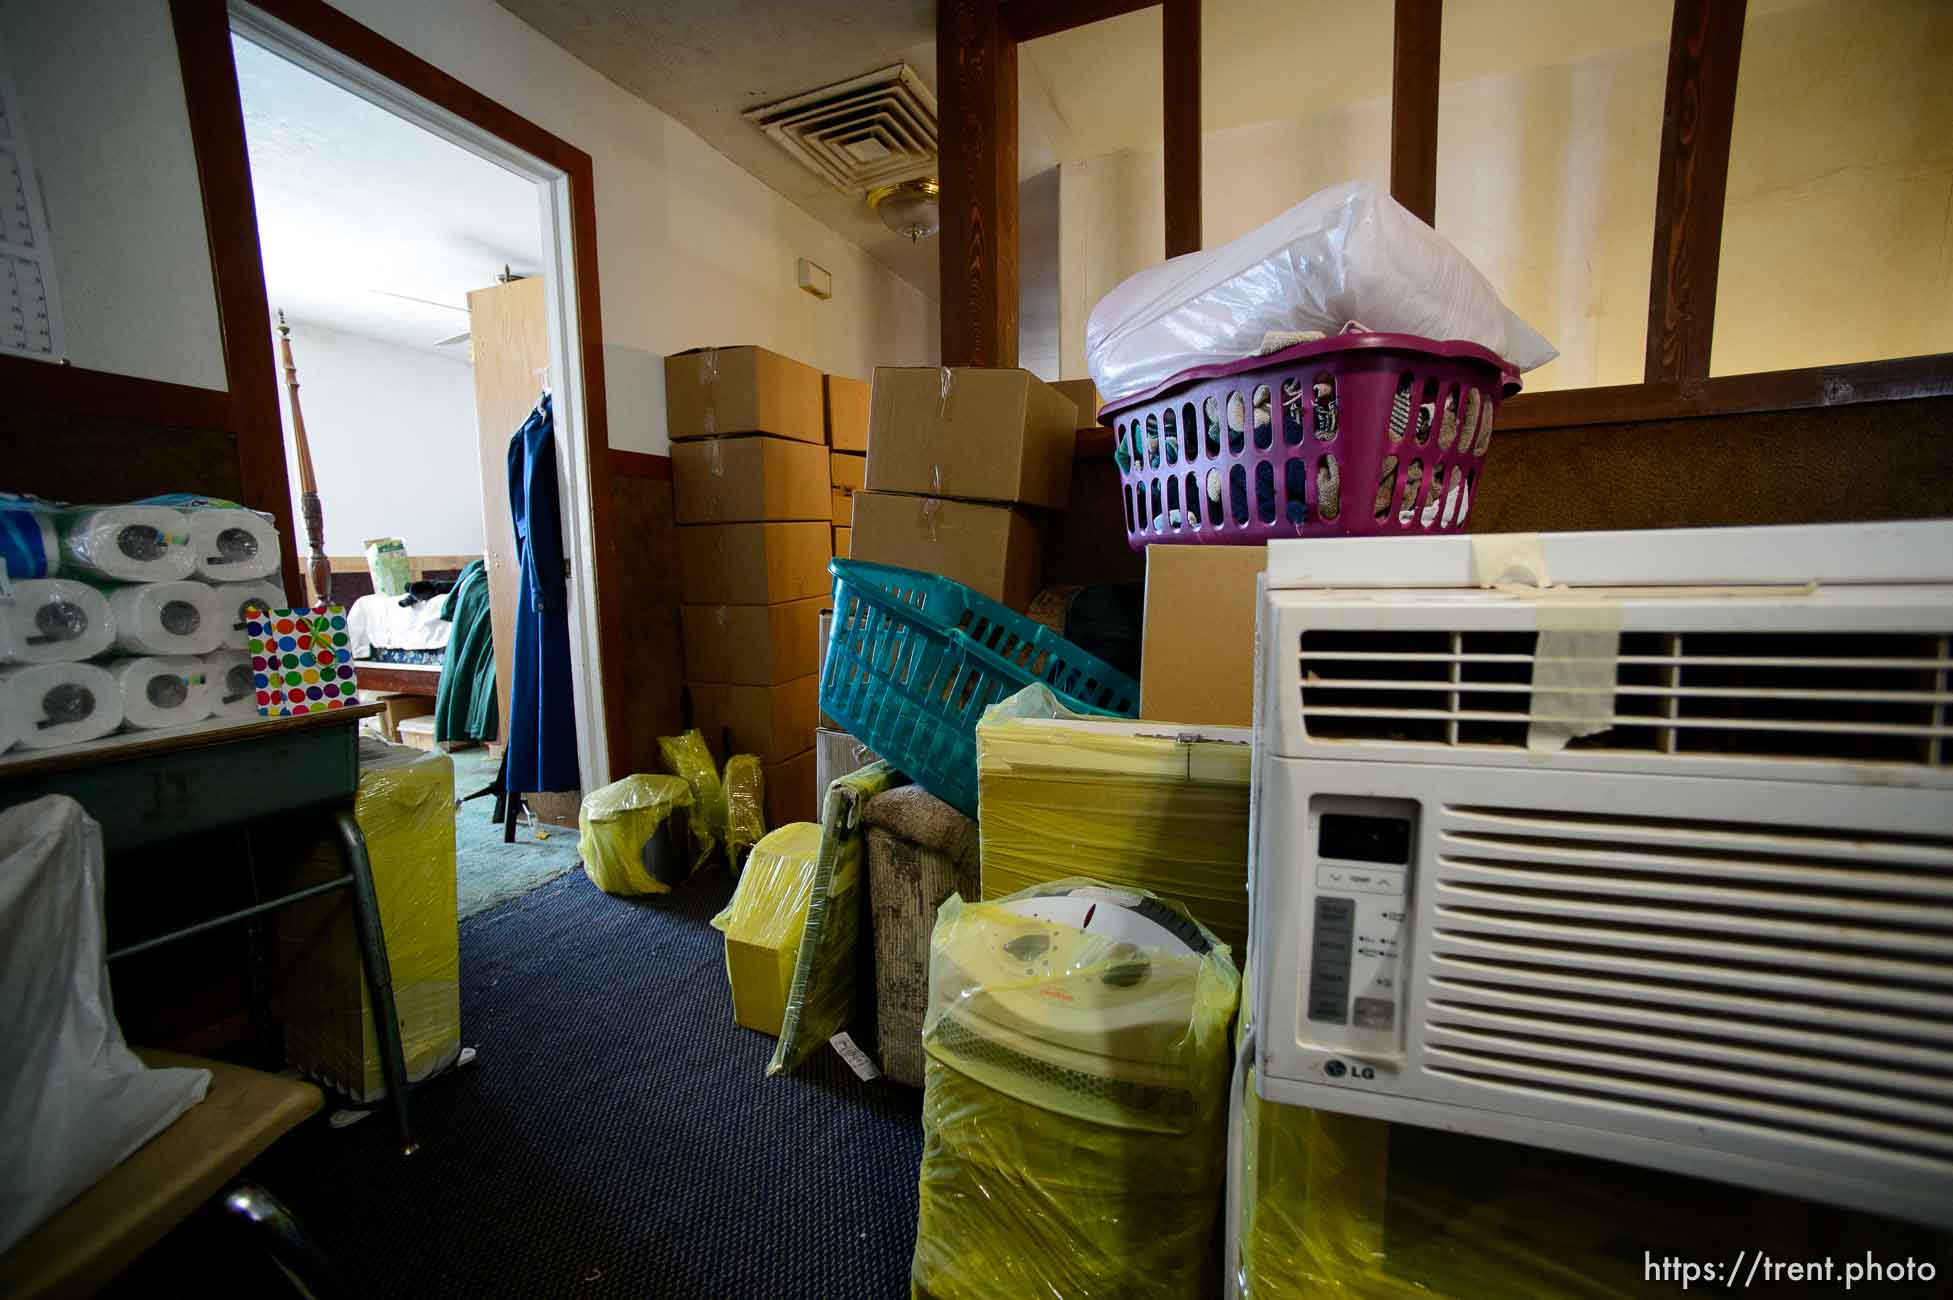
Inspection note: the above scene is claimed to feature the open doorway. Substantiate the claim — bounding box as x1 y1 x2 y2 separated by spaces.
230 13 593 917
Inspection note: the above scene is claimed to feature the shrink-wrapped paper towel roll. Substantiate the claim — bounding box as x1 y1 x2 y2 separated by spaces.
186 508 280 582
58 507 196 582
0 581 115 665
114 656 215 730
0 506 61 580
204 580 288 636
109 581 228 656
203 651 260 721
1 663 124 749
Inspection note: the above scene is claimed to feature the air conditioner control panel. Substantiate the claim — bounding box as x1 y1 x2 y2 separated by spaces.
1301 800 1418 1070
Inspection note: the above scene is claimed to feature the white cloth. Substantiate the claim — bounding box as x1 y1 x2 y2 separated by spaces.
344 592 454 661
0 797 210 1252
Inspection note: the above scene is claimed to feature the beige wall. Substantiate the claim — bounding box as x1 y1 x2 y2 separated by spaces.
1058 0 1951 395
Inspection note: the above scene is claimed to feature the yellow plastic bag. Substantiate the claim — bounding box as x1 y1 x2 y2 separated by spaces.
659 728 725 868
710 822 822 1036
576 774 694 897
723 752 765 870
910 878 1239 1300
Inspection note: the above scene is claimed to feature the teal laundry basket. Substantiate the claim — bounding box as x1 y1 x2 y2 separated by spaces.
819 560 1139 816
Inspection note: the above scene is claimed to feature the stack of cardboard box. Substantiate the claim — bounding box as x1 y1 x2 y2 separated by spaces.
825 374 868 558
851 367 1080 610
666 345 832 827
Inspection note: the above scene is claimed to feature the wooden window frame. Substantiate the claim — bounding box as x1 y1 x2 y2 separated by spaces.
951 0 1953 429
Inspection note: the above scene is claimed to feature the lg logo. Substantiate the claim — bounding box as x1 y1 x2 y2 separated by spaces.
1324 1059 1375 1081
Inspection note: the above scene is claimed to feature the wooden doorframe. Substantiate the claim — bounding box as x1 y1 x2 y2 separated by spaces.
167 0 629 785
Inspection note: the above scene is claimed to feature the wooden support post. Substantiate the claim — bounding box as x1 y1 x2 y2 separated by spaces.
939 0 1019 367
1162 0 1201 257
275 313 333 607
1645 0 1747 383
1389 0 1442 227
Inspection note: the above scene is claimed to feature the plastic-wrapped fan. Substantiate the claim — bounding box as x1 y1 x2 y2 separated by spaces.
767 761 906 1076
909 878 1239 1300
722 753 765 873
658 728 725 869
711 822 822 1036
576 774 695 897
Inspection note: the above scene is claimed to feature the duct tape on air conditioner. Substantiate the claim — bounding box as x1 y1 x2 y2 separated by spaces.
1471 534 1620 754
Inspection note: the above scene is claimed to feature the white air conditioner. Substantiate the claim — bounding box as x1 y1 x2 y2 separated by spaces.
1249 519 1953 1227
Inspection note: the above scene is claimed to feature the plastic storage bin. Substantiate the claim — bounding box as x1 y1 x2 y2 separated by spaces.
1101 332 1519 549
820 560 1138 816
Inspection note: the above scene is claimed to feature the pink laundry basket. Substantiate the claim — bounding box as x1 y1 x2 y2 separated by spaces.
1099 332 1520 549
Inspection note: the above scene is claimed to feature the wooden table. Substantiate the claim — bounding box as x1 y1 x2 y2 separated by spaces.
0 703 418 1152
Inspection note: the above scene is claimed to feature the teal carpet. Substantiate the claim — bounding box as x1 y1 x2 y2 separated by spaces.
448 747 582 919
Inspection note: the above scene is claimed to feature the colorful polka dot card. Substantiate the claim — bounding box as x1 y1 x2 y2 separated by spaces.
247 605 357 717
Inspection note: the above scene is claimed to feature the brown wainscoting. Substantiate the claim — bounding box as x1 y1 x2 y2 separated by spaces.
1472 395 1953 534
1 409 245 506
607 470 685 777
608 449 673 480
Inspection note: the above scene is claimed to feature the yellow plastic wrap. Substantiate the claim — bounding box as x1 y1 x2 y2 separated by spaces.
577 774 694 897
710 821 822 1035
659 728 725 867
766 761 903 1076
280 736 460 1102
910 878 1240 1300
723 752 765 869
977 683 1251 953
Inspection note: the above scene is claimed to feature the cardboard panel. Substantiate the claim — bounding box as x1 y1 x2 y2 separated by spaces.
677 522 831 605
690 675 820 765
1050 378 1102 427
763 748 818 827
835 526 851 558
830 451 866 492
824 374 871 453
665 346 824 443
866 366 1076 507
680 596 827 685
1140 544 1268 726
850 491 1044 610
672 436 828 524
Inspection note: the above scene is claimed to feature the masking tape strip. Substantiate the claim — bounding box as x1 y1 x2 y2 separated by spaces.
1471 532 1548 588
699 347 719 435
705 436 724 478
1527 598 1621 755
920 496 942 543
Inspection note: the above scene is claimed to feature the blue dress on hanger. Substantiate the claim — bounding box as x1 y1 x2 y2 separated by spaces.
505 393 580 794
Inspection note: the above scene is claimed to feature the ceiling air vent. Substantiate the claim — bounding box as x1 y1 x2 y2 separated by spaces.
743 64 938 194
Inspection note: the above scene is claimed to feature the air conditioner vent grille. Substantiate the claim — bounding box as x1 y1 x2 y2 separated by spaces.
743 64 937 193
1298 629 1953 766
1422 805 1953 1167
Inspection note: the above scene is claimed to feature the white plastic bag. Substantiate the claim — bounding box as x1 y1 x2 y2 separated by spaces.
1086 180 1557 406
0 796 210 1251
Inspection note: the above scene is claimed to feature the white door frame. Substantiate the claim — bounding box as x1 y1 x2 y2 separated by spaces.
228 1 611 789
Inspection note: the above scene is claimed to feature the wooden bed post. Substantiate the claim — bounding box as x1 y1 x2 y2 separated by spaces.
276 311 333 607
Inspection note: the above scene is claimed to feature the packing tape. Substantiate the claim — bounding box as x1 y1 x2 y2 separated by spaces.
705 437 724 478
715 604 729 629
699 347 719 435
920 496 942 543
931 464 944 496
1527 597 1621 755
1471 533 1549 588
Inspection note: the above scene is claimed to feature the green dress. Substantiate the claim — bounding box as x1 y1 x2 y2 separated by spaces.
434 560 497 743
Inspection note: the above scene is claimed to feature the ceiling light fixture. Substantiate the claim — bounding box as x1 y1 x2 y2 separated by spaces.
868 178 941 242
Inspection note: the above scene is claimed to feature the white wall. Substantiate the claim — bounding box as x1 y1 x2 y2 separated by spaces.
322 0 940 456
2 0 227 388
273 322 486 557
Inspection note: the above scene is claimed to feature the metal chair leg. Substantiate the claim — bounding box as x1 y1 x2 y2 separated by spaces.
332 809 416 1154
218 1180 353 1299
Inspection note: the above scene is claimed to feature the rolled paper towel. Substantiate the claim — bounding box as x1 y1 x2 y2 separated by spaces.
1 663 124 749
0 580 116 664
0 507 61 579
204 580 288 637
203 651 259 720
115 656 214 730
186 508 280 582
58 506 196 582
0 672 22 753
109 581 228 656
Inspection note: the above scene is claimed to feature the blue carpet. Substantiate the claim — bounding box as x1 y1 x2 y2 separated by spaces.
242 867 923 1297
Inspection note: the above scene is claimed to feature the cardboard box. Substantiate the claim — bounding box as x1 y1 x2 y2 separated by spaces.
666 346 824 443
830 451 866 492
817 607 839 730
1050 378 1102 427
690 675 820 765
816 727 879 805
850 491 1043 610
834 526 851 558
825 373 870 453
764 748 818 827
678 522 831 605
681 595 826 685
1140 544 1268 726
830 486 853 527
672 435 828 524
867 367 1076 507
